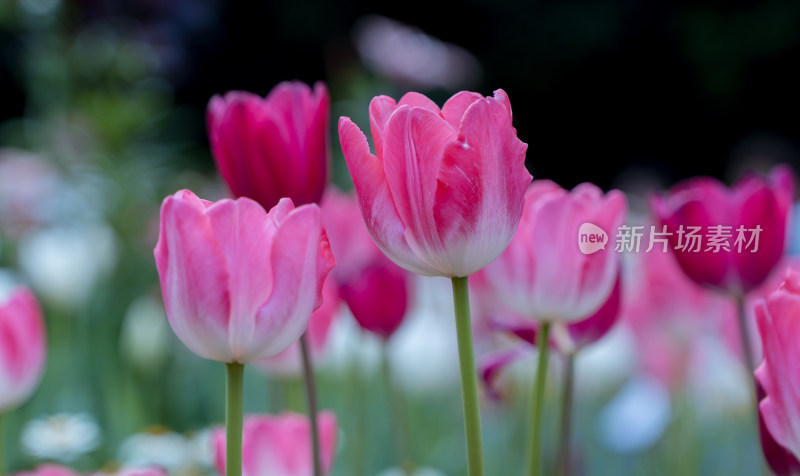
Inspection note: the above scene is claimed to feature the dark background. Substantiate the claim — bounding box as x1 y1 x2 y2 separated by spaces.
3 0 800 189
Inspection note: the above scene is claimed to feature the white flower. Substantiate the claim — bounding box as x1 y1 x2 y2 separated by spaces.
118 430 189 471
387 277 459 397
596 376 671 453
120 296 170 371
19 224 117 308
22 412 101 462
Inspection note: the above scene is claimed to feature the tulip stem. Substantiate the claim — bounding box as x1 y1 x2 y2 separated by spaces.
450 276 485 476
556 352 575 476
300 333 323 476
0 413 5 474
528 321 552 476
226 362 244 476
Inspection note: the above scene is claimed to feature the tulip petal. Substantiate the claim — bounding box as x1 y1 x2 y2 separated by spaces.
382 106 456 274
441 90 482 130
756 273 800 462
155 191 233 362
369 95 398 160
205 197 276 361
435 95 531 276
245 205 326 363
339 117 432 275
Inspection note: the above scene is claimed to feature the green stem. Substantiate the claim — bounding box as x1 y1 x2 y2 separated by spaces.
0 413 5 475
382 342 413 473
450 276 485 476
528 321 552 476
226 362 244 476
556 352 575 476
300 333 322 476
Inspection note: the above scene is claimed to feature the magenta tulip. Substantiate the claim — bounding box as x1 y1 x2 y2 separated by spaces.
207 81 330 209
213 412 338 476
338 89 531 277
755 269 800 466
0 286 46 412
651 165 795 294
154 190 335 364
321 189 412 339
478 180 626 323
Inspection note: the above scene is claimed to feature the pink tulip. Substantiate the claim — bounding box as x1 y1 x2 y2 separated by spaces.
254 279 339 376
476 273 622 399
0 286 46 412
487 273 622 351
207 81 330 209
651 165 795 294
758 382 800 476
213 412 338 476
338 89 531 277
477 180 626 323
154 190 335 364
13 465 80 476
755 269 800 465
321 189 412 339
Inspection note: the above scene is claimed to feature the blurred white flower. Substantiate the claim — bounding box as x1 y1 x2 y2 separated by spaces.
323 308 383 377
22 412 101 462
387 277 459 397
185 429 215 469
118 430 190 471
120 296 170 371
596 376 671 453
575 325 637 396
353 15 482 90
19 224 117 308
687 335 750 419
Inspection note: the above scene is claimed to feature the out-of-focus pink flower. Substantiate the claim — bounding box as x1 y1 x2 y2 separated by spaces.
651 165 795 294
154 190 335 364
622 244 736 389
339 89 531 277
0 149 58 237
207 82 330 209
476 273 622 399
487 274 623 351
477 180 626 323
322 189 412 339
213 412 338 476
755 269 800 465
0 286 46 412
13 465 80 476
254 279 339 376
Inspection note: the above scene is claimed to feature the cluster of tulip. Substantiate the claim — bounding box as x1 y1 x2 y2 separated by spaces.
1 78 799 476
